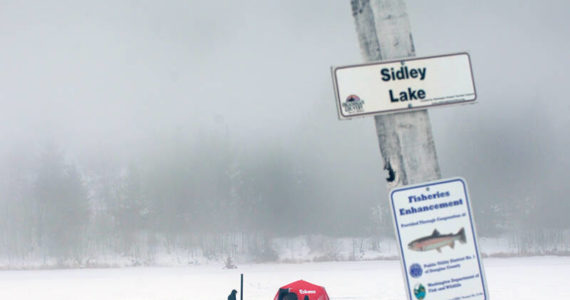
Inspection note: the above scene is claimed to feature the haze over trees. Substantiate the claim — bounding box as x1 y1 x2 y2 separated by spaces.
0 127 567 266
0 0 569 266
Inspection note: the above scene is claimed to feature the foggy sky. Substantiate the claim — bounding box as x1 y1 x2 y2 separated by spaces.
1 0 569 231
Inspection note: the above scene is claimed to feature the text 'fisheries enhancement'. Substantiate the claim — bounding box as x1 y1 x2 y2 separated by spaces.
399 191 464 216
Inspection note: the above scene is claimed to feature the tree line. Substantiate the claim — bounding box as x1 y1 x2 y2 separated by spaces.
0 134 384 265
0 132 567 266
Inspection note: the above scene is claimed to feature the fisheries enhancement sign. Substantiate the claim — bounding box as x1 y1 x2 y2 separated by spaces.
390 178 488 300
331 53 476 119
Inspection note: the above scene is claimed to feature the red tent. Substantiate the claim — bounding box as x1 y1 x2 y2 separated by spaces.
273 280 330 300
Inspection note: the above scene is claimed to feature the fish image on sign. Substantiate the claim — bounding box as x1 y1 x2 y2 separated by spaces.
408 228 466 253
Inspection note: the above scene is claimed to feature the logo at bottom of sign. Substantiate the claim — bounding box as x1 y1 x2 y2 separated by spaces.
342 94 365 114
409 263 423 278
413 283 426 300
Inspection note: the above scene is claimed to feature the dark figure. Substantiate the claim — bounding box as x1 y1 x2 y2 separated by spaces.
277 288 289 300
304 296 309 300
228 289 237 300
283 293 298 300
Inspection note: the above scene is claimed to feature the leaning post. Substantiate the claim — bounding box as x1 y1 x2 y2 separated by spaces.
350 0 441 189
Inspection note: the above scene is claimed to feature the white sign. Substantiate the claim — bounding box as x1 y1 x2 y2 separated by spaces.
390 178 488 300
332 53 476 119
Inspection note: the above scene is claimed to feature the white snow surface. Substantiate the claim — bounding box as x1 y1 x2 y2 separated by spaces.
0 257 567 299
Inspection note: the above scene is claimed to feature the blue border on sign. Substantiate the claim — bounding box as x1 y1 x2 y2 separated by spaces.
390 178 487 300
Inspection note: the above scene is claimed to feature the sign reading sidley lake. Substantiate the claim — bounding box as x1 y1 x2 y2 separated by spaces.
332 53 476 119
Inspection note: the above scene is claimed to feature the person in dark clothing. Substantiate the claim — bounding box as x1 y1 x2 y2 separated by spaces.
304 296 309 300
277 288 289 300
283 293 298 300
228 289 238 300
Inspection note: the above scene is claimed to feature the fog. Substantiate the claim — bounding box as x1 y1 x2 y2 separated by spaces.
0 0 568 264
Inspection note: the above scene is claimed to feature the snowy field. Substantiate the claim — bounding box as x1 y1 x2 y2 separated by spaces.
0 257 568 299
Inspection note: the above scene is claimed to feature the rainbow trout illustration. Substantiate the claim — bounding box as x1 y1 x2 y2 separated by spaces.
408 228 466 253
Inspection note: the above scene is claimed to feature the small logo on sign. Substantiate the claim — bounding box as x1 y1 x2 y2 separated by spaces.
342 94 365 114
413 283 426 300
409 263 423 278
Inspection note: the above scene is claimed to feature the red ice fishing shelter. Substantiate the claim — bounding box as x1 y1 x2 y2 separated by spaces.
273 280 330 300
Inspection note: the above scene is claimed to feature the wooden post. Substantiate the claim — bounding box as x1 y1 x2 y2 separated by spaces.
351 0 441 188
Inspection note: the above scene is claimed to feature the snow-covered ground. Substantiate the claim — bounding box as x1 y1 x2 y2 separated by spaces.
0 257 567 299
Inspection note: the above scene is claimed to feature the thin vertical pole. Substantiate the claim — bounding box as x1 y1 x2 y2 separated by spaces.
351 0 441 189
240 273 243 300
